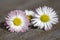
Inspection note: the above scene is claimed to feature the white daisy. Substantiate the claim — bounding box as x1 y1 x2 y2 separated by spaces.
31 6 58 31
25 10 35 21
5 10 30 32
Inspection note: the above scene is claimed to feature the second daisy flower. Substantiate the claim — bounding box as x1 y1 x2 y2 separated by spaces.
31 6 58 31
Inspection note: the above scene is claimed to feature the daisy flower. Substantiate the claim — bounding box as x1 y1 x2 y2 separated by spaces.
31 6 58 31
25 10 35 21
5 10 30 32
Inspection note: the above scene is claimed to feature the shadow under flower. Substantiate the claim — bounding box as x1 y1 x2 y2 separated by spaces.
28 24 47 31
0 22 8 31
28 25 38 29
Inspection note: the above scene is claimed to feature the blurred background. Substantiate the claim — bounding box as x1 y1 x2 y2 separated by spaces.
0 0 60 40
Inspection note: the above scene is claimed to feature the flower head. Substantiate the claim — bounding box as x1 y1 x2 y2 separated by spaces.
25 10 35 21
5 10 30 32
31 6 58 31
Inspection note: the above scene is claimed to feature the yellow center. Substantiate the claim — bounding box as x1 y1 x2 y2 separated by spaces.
40 14 50 22
27 15 33 21
13 18 22 26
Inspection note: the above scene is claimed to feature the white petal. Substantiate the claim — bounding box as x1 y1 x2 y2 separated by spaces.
25 10 34 16
31 20 37 24
34 23 38 26
36 7 43 15
47 22 52 30
39 22 44 29
44 23 49 31
50 18 58 24
34 14 40 18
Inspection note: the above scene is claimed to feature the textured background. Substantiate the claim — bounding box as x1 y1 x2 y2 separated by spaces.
0 0 60 40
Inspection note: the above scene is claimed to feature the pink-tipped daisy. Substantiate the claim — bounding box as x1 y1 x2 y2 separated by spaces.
5 10 30 32
31 6 58 31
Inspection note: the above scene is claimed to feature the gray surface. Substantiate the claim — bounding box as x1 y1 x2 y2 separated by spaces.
0 0 60 40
